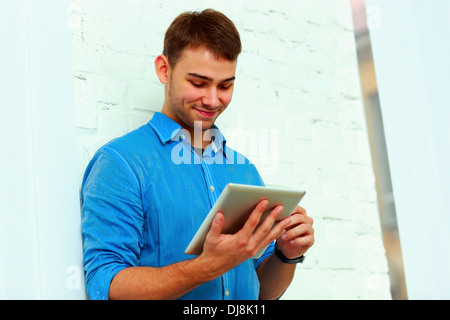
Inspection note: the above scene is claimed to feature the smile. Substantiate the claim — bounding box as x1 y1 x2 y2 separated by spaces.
193 108 217 117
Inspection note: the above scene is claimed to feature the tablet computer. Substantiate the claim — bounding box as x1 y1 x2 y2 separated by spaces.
185 183 306 259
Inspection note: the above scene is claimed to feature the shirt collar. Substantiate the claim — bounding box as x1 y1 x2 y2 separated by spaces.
147 112 183 144
147 112 227 155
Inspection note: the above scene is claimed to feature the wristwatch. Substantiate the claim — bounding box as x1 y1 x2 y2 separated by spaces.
274 242 305 264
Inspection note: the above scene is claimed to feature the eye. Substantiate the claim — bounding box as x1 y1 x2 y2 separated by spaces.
219 83 233 90
189 81 205 88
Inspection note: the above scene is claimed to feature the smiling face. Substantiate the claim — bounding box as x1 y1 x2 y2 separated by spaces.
156 46 237 135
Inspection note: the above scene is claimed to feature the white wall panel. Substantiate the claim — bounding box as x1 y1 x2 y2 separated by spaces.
0 0 85 299
367 0 450 299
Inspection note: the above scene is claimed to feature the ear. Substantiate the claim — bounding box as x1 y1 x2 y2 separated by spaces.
154 54 170 85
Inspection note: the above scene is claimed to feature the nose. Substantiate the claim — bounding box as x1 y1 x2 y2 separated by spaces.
202 87 220 109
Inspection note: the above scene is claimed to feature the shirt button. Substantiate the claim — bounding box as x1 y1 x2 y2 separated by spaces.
180 135 185 140
225 289 230 296
210 185 215 191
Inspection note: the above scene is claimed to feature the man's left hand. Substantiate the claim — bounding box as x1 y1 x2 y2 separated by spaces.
276 206 314 259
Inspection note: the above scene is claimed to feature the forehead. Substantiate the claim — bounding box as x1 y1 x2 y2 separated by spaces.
173 46 237 80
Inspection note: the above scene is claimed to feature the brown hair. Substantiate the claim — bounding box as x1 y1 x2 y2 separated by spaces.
163 9 241 67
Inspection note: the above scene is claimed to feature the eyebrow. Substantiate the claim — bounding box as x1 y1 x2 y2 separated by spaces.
187 73 235 83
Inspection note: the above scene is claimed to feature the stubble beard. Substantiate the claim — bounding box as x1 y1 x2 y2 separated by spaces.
167 79 217 132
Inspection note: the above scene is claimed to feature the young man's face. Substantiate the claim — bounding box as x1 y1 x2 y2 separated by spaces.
161 46 237 132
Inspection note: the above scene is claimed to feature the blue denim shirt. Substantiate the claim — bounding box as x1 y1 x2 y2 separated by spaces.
81 112 274 300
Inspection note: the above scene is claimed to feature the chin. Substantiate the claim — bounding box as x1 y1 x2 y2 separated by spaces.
191 119 216 130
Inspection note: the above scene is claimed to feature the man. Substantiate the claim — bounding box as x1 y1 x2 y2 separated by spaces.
81 9 314 300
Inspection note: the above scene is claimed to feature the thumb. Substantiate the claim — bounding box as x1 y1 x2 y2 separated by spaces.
207 212 224 240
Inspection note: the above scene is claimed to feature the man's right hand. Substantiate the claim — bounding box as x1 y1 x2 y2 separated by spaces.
197 199 291 279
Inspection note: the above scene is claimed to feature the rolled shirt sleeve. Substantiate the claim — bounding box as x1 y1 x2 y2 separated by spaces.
81 147 144 300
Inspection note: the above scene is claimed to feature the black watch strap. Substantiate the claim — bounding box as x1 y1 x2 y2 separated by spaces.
274 242 305 264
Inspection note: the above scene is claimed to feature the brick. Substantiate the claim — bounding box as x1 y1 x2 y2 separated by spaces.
294 165 322 197
283 268 334 300
128 82 163 113
104 51 145 80
72 41 105 74
276 88 309 116
320 246 357 270
73 75 88 103
86 75 127 105
312 121 344 148
356 235 389 273
332 270 363 299
262 161 295 188
362 273 392 299
127 110 154 130
348 164 377 202
237 53 277 83
240 12 273 35
96 102 128 137
283 113 312 142
74 101 97 129
343 130 373 166
331 66 362 99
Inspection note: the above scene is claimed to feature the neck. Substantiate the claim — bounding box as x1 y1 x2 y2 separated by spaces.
183 127 212 150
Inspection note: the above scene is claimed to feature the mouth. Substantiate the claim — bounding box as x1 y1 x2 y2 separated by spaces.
193 107 218 118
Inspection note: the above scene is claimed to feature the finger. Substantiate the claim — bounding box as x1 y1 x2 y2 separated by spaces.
289 234 315 248
253 204 284 239
291 205 307 215
265 214 291 243
206 212 224 242
250 205 286 250
281 223 314 241
240 199 269 237
285 213 313 230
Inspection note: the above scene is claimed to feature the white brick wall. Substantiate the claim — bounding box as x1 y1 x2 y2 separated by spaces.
70 0 391 299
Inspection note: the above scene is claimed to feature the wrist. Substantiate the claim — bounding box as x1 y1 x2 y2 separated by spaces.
194 252 227 282
274 242 305 264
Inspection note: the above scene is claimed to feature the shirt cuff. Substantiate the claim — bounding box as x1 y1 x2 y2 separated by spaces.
86 264 128 300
